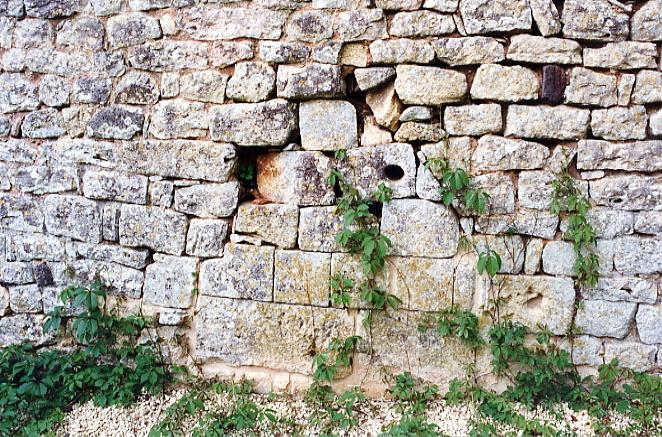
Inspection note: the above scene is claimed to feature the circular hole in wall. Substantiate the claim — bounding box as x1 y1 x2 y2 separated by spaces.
383 165 405 181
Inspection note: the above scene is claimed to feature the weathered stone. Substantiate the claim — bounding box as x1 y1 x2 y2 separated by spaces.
571 336 603 366
561 0 629 42
186 219 228 258
149 99 207 139
432 37 505 66
582 277 657 304
210 99 297 146
6 233 65 261
9 284 42 313
604 342 656 372
234 203 299 249
82 171 148 204
173 182 239 218
339 143 416 199
56 17 104 50
257 151 334 206
0 286 8 316
14 18 54 48
354 67 395 92
507 35 581 65
395 65 467 105
529 0 561 36
0 140 36 163
459 0 531 35
611 236 662 275
400 106 432 122
423 0 457 12
102 204 120 242
144 254 197 309
0 261 33 284
472 135 549 172
631 0 662 42
475 210 559 239
128 41 208 72
210 41 254 68
632 70 662 104
0 193 44 233
475 235 525 274
287 10 333 42
86 105 144 140
259 41 310 64
361 117 393 146
0 315 53 347
564 68 617 107
575 300 636 338
635 211 662 236
562 207 634 240
617 74 636 106
650 108 662 136
471 64 539 102
158 308 188 326
71 77 112 104
312 41 342 64
21 109 65 138
381 199 459 258
24 0 83 18
195 297 354 373
375 0 421 9
578 140 662 172
541 241 576 276
505 105 590 140
178 71 228 104
0 73 39 113
9 165 77 195
94 51 125 77
369 39 435 65
390 11 454 37
591 175 661 211
114 71 159 105
299 100 357 151
38 75 70 107
66 242 150 269
636 305 662 344
200 244 274 301
180 7 287 40
394 122 445 143
119 204 188 255
226 62 275 103
55 258 144 297
365 83 403 130
276 64 344 100
274 250 330 306
591 106 648 141
584 43 658 70
298 206 346 253
107 13 161 49
334 9 388 42
33 263 54 288
444 104 502 136
524 238 543 274
339 43 370 67
0 0 23 17
44 195 101 243
519 170 585 210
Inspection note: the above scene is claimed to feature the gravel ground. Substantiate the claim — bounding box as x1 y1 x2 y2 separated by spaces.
56 386 654 437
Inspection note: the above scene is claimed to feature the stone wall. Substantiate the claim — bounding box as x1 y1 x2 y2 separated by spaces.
0 0 661 393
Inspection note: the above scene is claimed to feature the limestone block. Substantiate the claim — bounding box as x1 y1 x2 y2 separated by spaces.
259 43 310 65
561 207 634 239
582 277 657 304
366 83 403 130
394 65 467 105
21 109 65 138
562 0 629 42
0 286 8 316
86 105 144 140
583 42 658 70
472 135 549 172
82 171 148 204
635 211 662 236
400 106 432 122
195 297 355 373
471 174 515 214
53 259 144 297
575 300 636 338
298 206 347 253
0 140 36 164
66 242 150 269
541 241 576 276
334 9 388 42
444 104 502 136
287 10 333 43
636 305 662 344
277 64 344 100
44 195 101 243
0 315 54 347
612 236 662 275
226 62 275 103
179 71 229 104
650 108 662 136
361 118 393 146
381 199 459 258
24 0 82 18
127 41 209 72
524 238 543 274
114 71 159 105
56 17 104 51
8 165 77 195
339 143 416 199
390 10 455 37
475 235 525 274
0 261 33 284
632 70 662 104
210 41 254 68
173 182 239 218
505 105 590 140
631 0 662 41
107 12 161 49
393 122 444 143
423 0 457 12
199 244 274 301
180 7 287 40
459 0 531 35
257 151 335 206
564 68 617 107
578 140 661 172
529 0 561 36
209 99 297 146
144 254 197 309
0 193 44 233
354 67 396 91
571 336 603 366
6 233 65 262
475 210 559 240
369 39 435 64
432 37 505 66
591 106 648 141
590 175 662 211
507 35 581 64
186 219 228 258
119 205 188 255
234 203 299 249
38 75 69 107
9 284 42 313
274 250 331 306
299 100 357 151
603 342 656 372
150 99 208 139
471 65 539 102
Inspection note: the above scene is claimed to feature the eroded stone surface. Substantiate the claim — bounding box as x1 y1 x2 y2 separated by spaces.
459 0 531 35
505 105 590 140
299 100 357 151
591 175 662 211
394 65 467 105
471 64 539 102
565 68 617 107
575 300 636 339
277 64 344 100
186 219 228 258
507 35 581 64
432 37 505 66
472 135 549 172
584 43 658 70
44 195 101 243
444 104 502 136
173 182 239 218
144 254 197 309
631 0 662 42
119 205 187 255
274 250 330 306
578 140 662 172
234 203 299 249
562 0 629 42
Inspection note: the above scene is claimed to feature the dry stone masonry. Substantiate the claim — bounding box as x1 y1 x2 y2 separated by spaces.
0 0 661 391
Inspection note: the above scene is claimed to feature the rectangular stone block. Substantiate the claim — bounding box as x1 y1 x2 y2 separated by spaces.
173 182 239 218
591 106 648 141
582 277 657 304
0 315 54 347
186 219 228 258
6 233 65 261
299 100 357 151
578 140 662 172
564 68 617 107
583 42 658 70
443 104 502 136
394 65 467 105
52 259 144 298
276 64 345 100
298 206 348 253
0 193 44 233
274 250 330 307
195 296 355 374
234 203 298 249
9 284 42 313
432 36 505 66
611 236 662 275
471 64 539 102
149 99 208 139
0 261 33 284
144 254 197 309
82 170 148 204
505 105 590 140
507 35 582 64
590 175 662 211
127 41 209 72
575 300 636 339
474 235 525 274
65 242 150 269
44 195 101 243
180 7 288 40
200 243 274 301
334 9 388 42
562 0 628 42
472 173 515 214
475 209 559 240
119 205 188 255
472 135 549 172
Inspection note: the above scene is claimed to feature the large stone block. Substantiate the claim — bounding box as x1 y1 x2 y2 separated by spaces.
369 39 435 64
209 99 297 146
226 62 275 103
394 65 467 105
631 0 662 42
234 203 299 249
564 68 617 107
635 211 662 236
0 261 33 285
591 106 648 141
24 0 82 18
82 171 148 204
256 151 335 206
505 105 590 140
119 205 188 255
6 233 65 262
334 9 388 42
583 42 658 70
44 195 101 243
128 41 208 71
107 12 161 49
195 297 355 373
0 73 39 113
179 71 229 104
604 342 656 372
475 235 525 274
114 71 159 105
632 70 662 104
590 175 662 211
381 199 459 258
186 219 228 258
276 64 344 100
459 0 531 35
144 254 197 309
562 0 628 42
0 315 53 347
582 277 657 304
274 250 330 306
432 37 505 66
9 284 42 313
636 305 662 345
338 143 416 199
475 210 559 240
390 10 455 37
86 105 144 140
578 140 662 172
298 206 347 253
575 300 636 339
149 99 208 139
561 207 634 240
471 64 539 102
173 182 239 218
210 41 254 68
180 7 287 40
507 35 581 64
472 174 515 214
53 259 144 298
299 100 357 151
0 193 44 233
611 236 662 275
443 104 502 136
354 67 396 91
66 242 150 269
472 135 549 172
287 10 333 43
